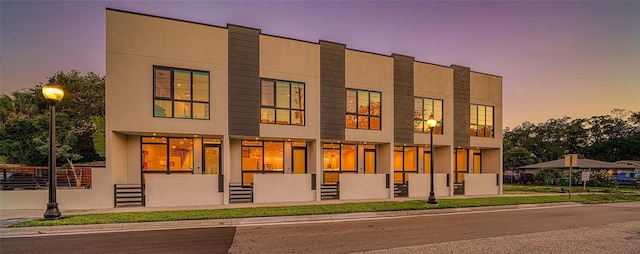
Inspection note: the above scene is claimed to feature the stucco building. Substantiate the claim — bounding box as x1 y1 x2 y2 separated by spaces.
105 8 503 207
0 8 504 209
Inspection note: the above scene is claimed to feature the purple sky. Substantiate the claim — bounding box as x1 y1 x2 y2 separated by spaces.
1 1 638 128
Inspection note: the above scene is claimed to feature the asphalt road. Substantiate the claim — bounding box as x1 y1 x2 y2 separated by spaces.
229 202 640 253
1 202 639 254
1 227 236 254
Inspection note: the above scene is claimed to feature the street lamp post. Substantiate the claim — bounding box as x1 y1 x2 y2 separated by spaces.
426 114 438 204
42 79 64 219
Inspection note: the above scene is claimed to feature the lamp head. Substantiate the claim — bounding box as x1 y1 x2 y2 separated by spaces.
42 79 64 104
426 114 438 129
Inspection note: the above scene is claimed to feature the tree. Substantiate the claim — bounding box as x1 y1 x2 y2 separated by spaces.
503 147 535 171
504 109 640 166
91 116 106 158
0 70 105 166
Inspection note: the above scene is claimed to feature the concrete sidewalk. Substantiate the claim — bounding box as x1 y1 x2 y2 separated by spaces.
1 193 575 221
0 200 582 239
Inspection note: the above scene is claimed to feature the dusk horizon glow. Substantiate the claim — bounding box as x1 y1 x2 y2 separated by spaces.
1 1 638 128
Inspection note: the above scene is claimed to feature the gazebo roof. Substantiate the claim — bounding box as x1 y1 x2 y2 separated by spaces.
518 159 637 170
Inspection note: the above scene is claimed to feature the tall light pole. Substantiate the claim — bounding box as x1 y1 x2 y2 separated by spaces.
42 79 64 219
426 114 438 204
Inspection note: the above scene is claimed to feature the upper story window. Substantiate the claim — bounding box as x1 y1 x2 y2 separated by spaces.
470 104 494 137
153 66 210 119
260 79 305 125
346 89 381 130
414 97 443 134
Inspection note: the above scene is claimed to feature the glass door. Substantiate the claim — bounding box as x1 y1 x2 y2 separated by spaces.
364 149 376 174
292 147 306 174
473 151 482 174
424 150 431 174
203 145 221 174
455 149 468 182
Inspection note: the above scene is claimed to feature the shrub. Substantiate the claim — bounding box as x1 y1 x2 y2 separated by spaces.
586 170 617 187
534 167 563 185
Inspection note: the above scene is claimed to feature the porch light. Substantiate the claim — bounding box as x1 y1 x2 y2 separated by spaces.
42 82 64 103
426 114 438 129
427 114 438 205
42 79 64 219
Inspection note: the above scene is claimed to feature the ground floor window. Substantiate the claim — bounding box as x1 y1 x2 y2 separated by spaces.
242 141 284 185
394 146 417 184
323 144 357 184
142 137 194 174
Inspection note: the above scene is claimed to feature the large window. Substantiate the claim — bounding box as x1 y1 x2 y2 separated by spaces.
153 66 210 119
470 104 494 137
346 89 381 130
142 137 194 173
414 97 443 134
241 141 284 184
323 144 358 183
261 79 305 125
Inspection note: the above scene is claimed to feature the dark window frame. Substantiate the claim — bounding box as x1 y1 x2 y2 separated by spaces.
260 78 306 126
141 137 195 176
473 150 482 174
364 147 377 174
345 88 382 130
454 148 469 183
470 104 495 137
414 97 444 134
322 143 359 184
241 140 286 185
153 66 210 120
202 139 222 175
291 144 308 174
394 146 418 184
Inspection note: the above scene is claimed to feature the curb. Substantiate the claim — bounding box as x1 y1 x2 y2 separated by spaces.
0 202 581 238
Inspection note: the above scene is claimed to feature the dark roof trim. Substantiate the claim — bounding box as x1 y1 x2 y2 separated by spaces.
227 23 261 32
261 33 318 46
106 8 225 29
107 8 502 78
347 48 390 58
471 70 503 78
391 53 414 59
319 40 346 47
414 60 450 69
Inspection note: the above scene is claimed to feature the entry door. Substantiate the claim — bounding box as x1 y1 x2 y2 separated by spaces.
292 147 306 174
455 149 468 182
364 149 376 174
203 145 221 174
473 152 482 174
424 151 431 174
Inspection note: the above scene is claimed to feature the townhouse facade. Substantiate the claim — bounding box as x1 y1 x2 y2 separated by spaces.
103 8 503 208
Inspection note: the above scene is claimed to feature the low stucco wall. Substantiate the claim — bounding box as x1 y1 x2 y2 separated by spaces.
253 174 315 203
408 173 450 198
464 173 500 195
0 168 112 210
145 174 223 207
339 174 388 200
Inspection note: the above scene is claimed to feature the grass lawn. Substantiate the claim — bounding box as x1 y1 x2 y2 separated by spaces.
503 183 640 194
11 193 640 228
